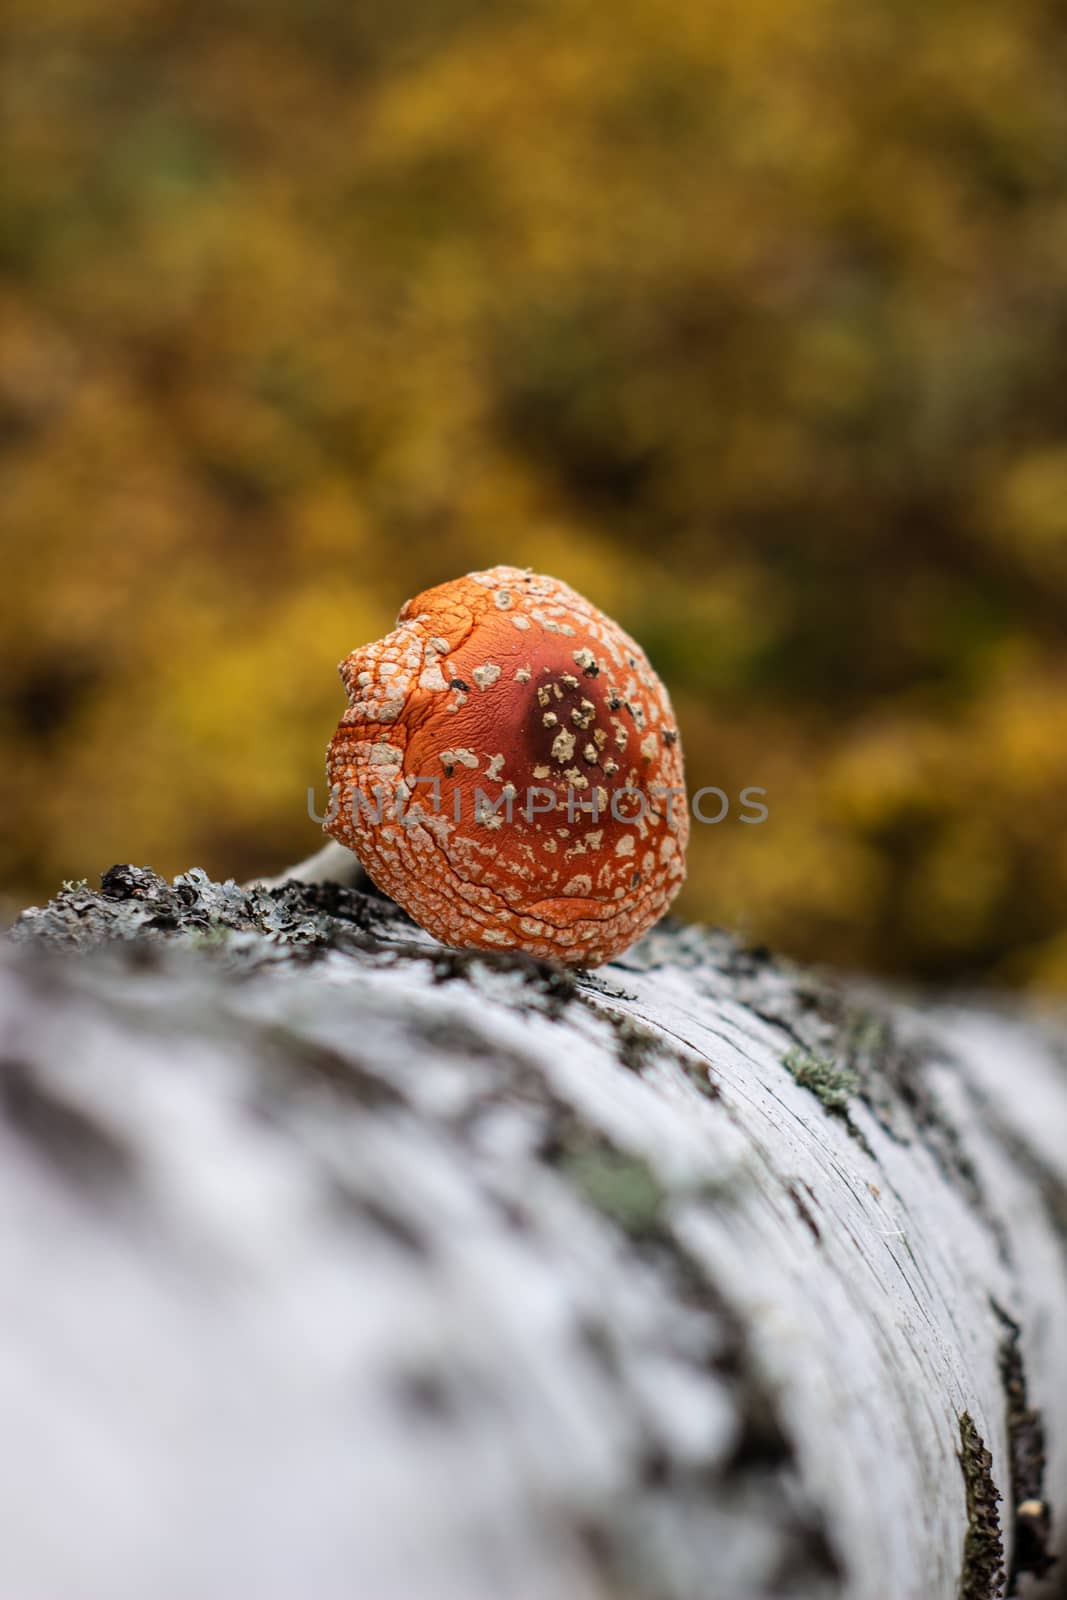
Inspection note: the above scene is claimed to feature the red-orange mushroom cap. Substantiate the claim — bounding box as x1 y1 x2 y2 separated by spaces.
325 566 688 967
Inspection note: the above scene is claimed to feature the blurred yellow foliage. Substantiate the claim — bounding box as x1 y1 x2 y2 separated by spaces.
2 0 1067 990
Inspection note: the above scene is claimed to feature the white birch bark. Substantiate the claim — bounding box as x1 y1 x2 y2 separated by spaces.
2 866 1065 1600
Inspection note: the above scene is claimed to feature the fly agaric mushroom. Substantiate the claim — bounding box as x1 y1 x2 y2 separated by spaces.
325 566 688 967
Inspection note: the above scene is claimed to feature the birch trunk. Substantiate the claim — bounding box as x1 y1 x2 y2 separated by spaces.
3 864 1065 1600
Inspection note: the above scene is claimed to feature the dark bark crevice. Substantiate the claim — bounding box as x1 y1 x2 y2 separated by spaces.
992 1301 1055 1593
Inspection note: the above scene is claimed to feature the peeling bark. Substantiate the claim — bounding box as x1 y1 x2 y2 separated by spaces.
2 866 1066 1600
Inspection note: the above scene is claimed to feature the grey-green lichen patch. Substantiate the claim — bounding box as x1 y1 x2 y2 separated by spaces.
781 1046 858 1113
11 864 363 954
559 1143 668 1239
957 1411 1006 1600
